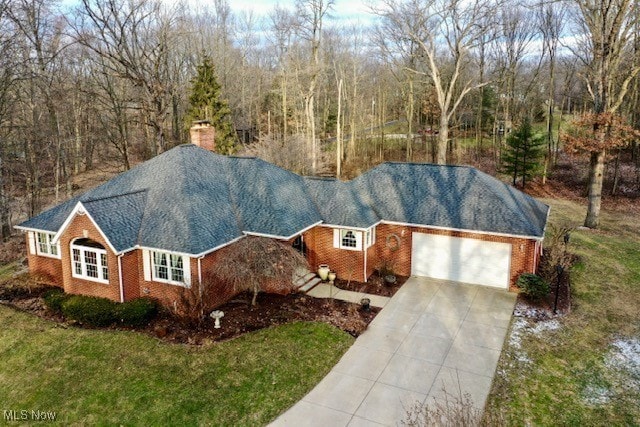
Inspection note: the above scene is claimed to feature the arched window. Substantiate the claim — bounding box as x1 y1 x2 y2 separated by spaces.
71 238 109 284
341 230 357 248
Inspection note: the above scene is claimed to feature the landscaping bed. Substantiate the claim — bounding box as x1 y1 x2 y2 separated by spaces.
150 292 379 344
1 274 379 345
333 272 408 297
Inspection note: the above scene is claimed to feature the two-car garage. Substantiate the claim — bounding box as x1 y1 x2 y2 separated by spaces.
410 232 512 289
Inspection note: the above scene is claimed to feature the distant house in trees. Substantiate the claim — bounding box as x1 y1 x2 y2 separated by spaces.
17 123 549 309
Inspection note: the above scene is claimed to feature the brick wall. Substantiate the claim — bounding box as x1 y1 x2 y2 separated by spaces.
304 223 539 291
369 224 413 278
25 213 540 308
121 250 140 301
303 226 367 282
191 248 239 310
25 233 64 287
373 224 538 291
59 213 122 301
134 243 243 313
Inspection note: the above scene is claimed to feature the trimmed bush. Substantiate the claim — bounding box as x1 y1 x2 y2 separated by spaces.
43 288 71 313
517 273 550 301
116 298 158 327
61 295 118 327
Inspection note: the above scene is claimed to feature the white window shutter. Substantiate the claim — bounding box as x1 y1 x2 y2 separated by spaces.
142 250 151 281
355 231 363 251
28 232 36 255
182 256 191 287
333 229 340 248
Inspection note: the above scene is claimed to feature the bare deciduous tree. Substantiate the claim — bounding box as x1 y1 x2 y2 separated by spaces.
374 0 497 164
296 0 334 174
208 236 309 306
571 0 640 228
71 0 181 156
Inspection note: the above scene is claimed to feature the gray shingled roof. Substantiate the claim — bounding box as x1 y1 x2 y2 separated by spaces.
18 145 548 255
351 163 548 237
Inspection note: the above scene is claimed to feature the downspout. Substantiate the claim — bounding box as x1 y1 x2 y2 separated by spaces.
198 256 204 298
363 246 367 283
536 238 544 271
117 254 124 303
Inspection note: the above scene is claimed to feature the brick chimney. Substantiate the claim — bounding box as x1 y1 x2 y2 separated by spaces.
190 120 216 151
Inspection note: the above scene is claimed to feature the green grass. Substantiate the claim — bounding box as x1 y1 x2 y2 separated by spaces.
0 261 19 281
486 198 640 425
0 308 353 425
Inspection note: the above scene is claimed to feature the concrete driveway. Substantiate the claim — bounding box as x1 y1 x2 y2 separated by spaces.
270 277 517 426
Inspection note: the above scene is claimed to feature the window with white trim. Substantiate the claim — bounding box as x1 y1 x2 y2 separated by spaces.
341 230 357 248
70 238 109 283
333 229 363 251
151 251 186 285
36 232 60 258
365 227 376 248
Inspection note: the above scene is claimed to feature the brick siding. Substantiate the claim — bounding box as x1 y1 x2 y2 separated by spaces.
305 223 539 291
303 226 367 282
25 234 64 286
58 213 121 301
24 212 240 312
25 214 540 310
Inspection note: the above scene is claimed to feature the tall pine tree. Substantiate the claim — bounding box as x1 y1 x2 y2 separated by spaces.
186 56 236 154
501 118 545 188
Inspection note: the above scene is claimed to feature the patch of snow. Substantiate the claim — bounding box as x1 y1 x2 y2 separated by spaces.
605 337 640 391
530 319 561 334
506 316 563 367
582 385 612 406
513 301 553 320
610 338 640 370
507 318 532 364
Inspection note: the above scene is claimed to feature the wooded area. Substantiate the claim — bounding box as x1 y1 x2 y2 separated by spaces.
1 0 639 240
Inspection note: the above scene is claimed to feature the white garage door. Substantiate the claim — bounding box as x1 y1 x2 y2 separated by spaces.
411 232 512 288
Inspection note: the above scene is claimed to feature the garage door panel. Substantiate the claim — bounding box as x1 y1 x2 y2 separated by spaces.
411 233 511 288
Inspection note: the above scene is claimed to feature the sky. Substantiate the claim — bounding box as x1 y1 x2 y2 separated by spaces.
220 0 378 25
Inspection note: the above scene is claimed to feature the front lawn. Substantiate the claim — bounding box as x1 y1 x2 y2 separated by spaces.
0 306 353 425
485 198 640 425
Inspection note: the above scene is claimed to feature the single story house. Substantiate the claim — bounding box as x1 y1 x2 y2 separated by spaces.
17 125 549 309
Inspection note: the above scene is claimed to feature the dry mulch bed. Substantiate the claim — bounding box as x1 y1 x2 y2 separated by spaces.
514 250 574 320
333 272 408 297
1 277 380 345
149 293 379 345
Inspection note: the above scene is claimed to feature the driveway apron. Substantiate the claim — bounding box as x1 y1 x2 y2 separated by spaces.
270 277 517 426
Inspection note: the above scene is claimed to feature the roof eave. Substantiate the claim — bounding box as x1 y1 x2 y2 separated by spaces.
380 219 544 240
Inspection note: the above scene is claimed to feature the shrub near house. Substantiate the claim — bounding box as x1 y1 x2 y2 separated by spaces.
44 289 157 327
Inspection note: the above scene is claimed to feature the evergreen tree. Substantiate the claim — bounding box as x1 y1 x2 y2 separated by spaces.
501 118 545 188
186 56 236 154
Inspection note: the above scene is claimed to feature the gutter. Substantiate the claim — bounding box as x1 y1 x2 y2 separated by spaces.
380 219 545 241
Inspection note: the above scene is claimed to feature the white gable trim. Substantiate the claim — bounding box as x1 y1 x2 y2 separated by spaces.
192 235 246 258
242 220 324 241
14 225 59 234
319 223 371 232
52 202 119 254
107 235 249 261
